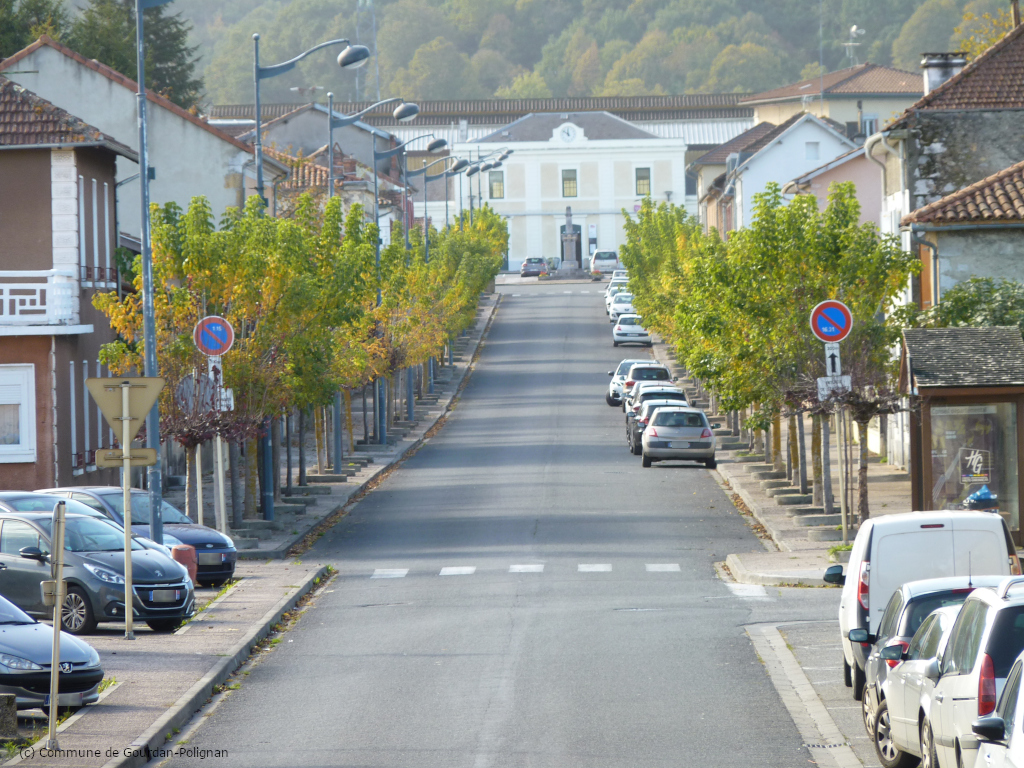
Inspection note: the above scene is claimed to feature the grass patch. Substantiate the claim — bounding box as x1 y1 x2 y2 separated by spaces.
828 543 853 556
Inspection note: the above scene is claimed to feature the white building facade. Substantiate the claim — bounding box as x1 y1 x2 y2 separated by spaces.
453 112 691 267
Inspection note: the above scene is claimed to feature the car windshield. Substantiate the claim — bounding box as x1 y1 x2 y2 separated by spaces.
0 595 34 625
899 591 974 638
526 258 544 264
99 493 193 525
39 516 144 552
4 495 107 520
653 411 705 428
618 317 639 326
616 361 643 375
613 294 633 303
631 368 669 381
641 392 686 403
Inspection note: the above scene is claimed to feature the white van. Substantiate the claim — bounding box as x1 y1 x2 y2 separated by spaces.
590 251 621 274
823 511 1020 701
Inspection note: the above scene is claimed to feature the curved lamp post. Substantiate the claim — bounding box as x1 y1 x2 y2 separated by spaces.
464 148 511 225
253 34 370 202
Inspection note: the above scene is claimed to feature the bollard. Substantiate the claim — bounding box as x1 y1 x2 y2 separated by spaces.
0 693 15 740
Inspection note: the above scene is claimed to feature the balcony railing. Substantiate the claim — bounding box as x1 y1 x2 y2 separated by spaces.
0 269 78 325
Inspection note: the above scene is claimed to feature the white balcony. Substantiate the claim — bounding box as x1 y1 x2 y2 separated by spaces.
0 270 92 335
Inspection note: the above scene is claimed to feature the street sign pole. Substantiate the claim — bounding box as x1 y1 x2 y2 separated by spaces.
120 381 135 639
45 500 65 750
194 318 234 530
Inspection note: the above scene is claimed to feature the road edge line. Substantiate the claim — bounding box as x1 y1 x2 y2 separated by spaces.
746 623 863 768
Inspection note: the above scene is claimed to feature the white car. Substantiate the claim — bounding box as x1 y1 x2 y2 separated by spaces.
606 358 650 406
612 314 651 346
640 406 717 469
590 250 621 274
609 293 634 322
611 270 628 281
974 644 1024 768
822 512 1018 703
604 282 628 312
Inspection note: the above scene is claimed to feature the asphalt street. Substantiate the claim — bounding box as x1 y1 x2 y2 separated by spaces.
165 283 846 768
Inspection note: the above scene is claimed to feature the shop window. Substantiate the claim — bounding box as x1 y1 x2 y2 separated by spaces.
562 169 577 198
489 171 504 200
635 167 651 196
0 364 35 463
930 403 1019 530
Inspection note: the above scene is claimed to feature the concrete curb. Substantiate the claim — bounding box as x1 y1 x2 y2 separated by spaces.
239 295 501 560
716 461 795 553
725 554 825 588
101 565 330 768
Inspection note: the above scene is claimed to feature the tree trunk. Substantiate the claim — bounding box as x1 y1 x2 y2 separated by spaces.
184 445 196 521
361 385 368 444
244 438 258 518
797 411 809 495
789 414 799 485
812 413 823 506
763 418 771 465
229 440 241 529
772 412 784 472
271 418 281 501
314 406 325 475
821 415 835 515
879 415 888 463
344 388 355 452
858 418 870 525
298 408 307 486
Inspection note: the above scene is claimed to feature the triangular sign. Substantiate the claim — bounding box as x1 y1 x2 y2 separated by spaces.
85 378 165 444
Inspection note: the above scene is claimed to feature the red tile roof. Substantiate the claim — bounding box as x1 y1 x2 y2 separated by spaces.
690 122 777 165
0 76 136 159
0 36 253 154
891 23 1024 125
740 64 921 104
903 158 1024 224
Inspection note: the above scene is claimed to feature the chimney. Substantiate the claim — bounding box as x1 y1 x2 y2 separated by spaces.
920 52 967 94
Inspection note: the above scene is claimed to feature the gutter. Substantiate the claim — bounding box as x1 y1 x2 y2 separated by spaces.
864 131 896 193
0 140 139 163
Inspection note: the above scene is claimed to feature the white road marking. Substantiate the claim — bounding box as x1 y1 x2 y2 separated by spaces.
439 566 476 576
726 583 770 600
371 568 408 579
580 290 591 293
563 290 572 294
646 563 681 572
509 564 544 573
510 293 521 297
578 564 612 572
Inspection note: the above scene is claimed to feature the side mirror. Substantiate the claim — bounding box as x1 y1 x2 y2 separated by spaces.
880 644 905 662
608 371 614 376
848 628 872 644
19 546 47 562
923 658 940 681
972 716 1006 743
823 564 846 585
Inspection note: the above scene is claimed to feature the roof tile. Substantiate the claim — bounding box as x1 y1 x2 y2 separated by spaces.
903 158 1024 224
740 63 921 104
904 327 1024 387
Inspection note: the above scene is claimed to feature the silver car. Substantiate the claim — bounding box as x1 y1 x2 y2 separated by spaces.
609 293 634 322
641 407 717 468
606 358 649 406
612 314 652 347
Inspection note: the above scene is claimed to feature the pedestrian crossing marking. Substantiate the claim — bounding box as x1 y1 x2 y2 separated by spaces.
726 583 769 600
509 564 544 573
645 564 681 572
578 564 613 572
439 566 476 576
371 569 408 579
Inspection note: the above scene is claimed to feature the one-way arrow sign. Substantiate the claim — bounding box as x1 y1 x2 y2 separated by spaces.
824 342 841 376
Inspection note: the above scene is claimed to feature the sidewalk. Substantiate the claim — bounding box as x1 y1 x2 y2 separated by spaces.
3 561 328 767
650 338 913 587
165 292 500 560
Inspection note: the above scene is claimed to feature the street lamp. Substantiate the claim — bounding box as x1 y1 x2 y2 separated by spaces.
463 147 510 225
324 94 416 470
371 132 446 443
253 34 369 202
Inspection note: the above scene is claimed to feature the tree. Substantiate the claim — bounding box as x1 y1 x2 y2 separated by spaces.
891 0 962 70
0 0 71 59
953 0 1014 59
569 42 602 96
704 42 785 93
67 0 202 108
388 36 483 100
495 71 552 99
901 277 1024 333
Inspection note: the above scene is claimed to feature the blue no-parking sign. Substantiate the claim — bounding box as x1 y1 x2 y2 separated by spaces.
193 316 234 356
809 301 853 343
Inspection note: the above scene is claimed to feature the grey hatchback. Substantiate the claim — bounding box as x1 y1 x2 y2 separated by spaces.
0 510 195 634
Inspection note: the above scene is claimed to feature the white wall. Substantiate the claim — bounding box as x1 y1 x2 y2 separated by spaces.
7 46 256 239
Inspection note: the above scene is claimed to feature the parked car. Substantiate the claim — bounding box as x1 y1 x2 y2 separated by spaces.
606 358 650 406
641 406 717 469
822 512 1019 703
973 645 1024 768
609 293 635 322
38 487 237 587
628 399 688 455
623 383 683 419
0 511 195 634
604 282 628 313
520 257 547 277
858 575 1004 741
0 593 103 711
875 605 962 768
611 270 628 281
919 577 1024 768
612 314 651 346
589 250 621 274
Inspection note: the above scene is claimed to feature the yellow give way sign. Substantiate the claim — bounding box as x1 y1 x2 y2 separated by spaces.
85 378 165 466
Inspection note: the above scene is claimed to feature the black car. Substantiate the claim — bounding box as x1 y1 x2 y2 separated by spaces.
38 487 236 587
0 510 194 634
520 257 547 277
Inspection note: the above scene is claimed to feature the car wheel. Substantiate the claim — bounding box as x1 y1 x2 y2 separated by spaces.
642 454 652 468
613 341 619 347
863 687 877 737
631 438 642 456
61 586 97 635
920 719 938 768
874 700 916 768
147 618 183 632
843 656 852 687
605 393 618 407
705 458 717 469
853 663 866 701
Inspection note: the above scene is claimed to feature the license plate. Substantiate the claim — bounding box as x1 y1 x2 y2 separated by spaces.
149 589 180 603
197 553 223 565
668 442 690 449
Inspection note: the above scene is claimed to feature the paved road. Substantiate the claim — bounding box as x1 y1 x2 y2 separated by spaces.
165 284 835 767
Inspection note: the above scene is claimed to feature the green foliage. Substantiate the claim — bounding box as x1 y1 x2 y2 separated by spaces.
0 0 71 58
899 277 1024 334
193 0 970 104
952 0 1013 59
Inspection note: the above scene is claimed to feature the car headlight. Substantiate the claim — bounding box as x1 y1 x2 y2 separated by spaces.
0 653 43 671
84 648 101 668
223 535 234 548
83 562 125 585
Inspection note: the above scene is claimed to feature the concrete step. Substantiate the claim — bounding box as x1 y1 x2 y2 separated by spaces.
227 532 260 549
304 474 349 483
276 495 317 508
766 486 804 498
761 479 791 490
785 505 825 516
749 469 786 480
808 528 845 542
273 503 307 516
794 514 843 527
776 494 814 506
284 485 333 496
312 467 359 477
